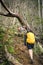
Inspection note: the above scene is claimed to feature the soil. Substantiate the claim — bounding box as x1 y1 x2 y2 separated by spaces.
0 36 43 65
13 36 43 65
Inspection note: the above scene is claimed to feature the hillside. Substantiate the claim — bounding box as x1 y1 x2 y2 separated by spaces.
0 0 43 65
1 36 43 65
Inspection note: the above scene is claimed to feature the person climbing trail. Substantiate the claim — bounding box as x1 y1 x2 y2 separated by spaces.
23 25 36 64
18 26 35 64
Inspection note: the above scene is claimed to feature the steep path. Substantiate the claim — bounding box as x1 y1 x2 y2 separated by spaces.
13 36 43 65
0 36 43 65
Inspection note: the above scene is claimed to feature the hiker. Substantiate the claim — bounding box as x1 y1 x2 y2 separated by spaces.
18 26 35 64
24 28 35 64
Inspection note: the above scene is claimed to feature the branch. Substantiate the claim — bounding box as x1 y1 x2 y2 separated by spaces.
0 12 24 26
0 0 10 13
0 0 37 35
0 0 31 27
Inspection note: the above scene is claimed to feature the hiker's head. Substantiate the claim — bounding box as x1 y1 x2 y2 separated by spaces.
27 28 32 32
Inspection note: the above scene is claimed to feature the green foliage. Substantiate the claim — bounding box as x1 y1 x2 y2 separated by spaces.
35 45 41 54
0 63 5 65
34 42 43 55
4 34 14 45
0 26 5 41
0 25 15 54
0 43 3 47
0 34 4 40
7 46 14 53
41 18 43 23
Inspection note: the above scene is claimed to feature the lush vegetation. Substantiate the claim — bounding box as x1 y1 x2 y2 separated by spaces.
0 0 43 65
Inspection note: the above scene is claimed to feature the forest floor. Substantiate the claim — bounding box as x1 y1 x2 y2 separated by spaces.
0 36 43 65
12 36 43 65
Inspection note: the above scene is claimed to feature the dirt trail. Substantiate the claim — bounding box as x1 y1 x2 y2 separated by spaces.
13 36 42 65
0 36 43 65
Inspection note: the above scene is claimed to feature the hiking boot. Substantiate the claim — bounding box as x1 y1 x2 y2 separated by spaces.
30 59 34 64
31 59 34 64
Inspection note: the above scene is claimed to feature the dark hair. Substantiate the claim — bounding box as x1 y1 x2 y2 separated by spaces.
27 28 32 32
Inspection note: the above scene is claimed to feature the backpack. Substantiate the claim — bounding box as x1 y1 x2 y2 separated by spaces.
26 32 35 44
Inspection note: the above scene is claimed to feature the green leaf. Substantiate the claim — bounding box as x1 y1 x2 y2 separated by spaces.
0 43 3 47
8 46 14 53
